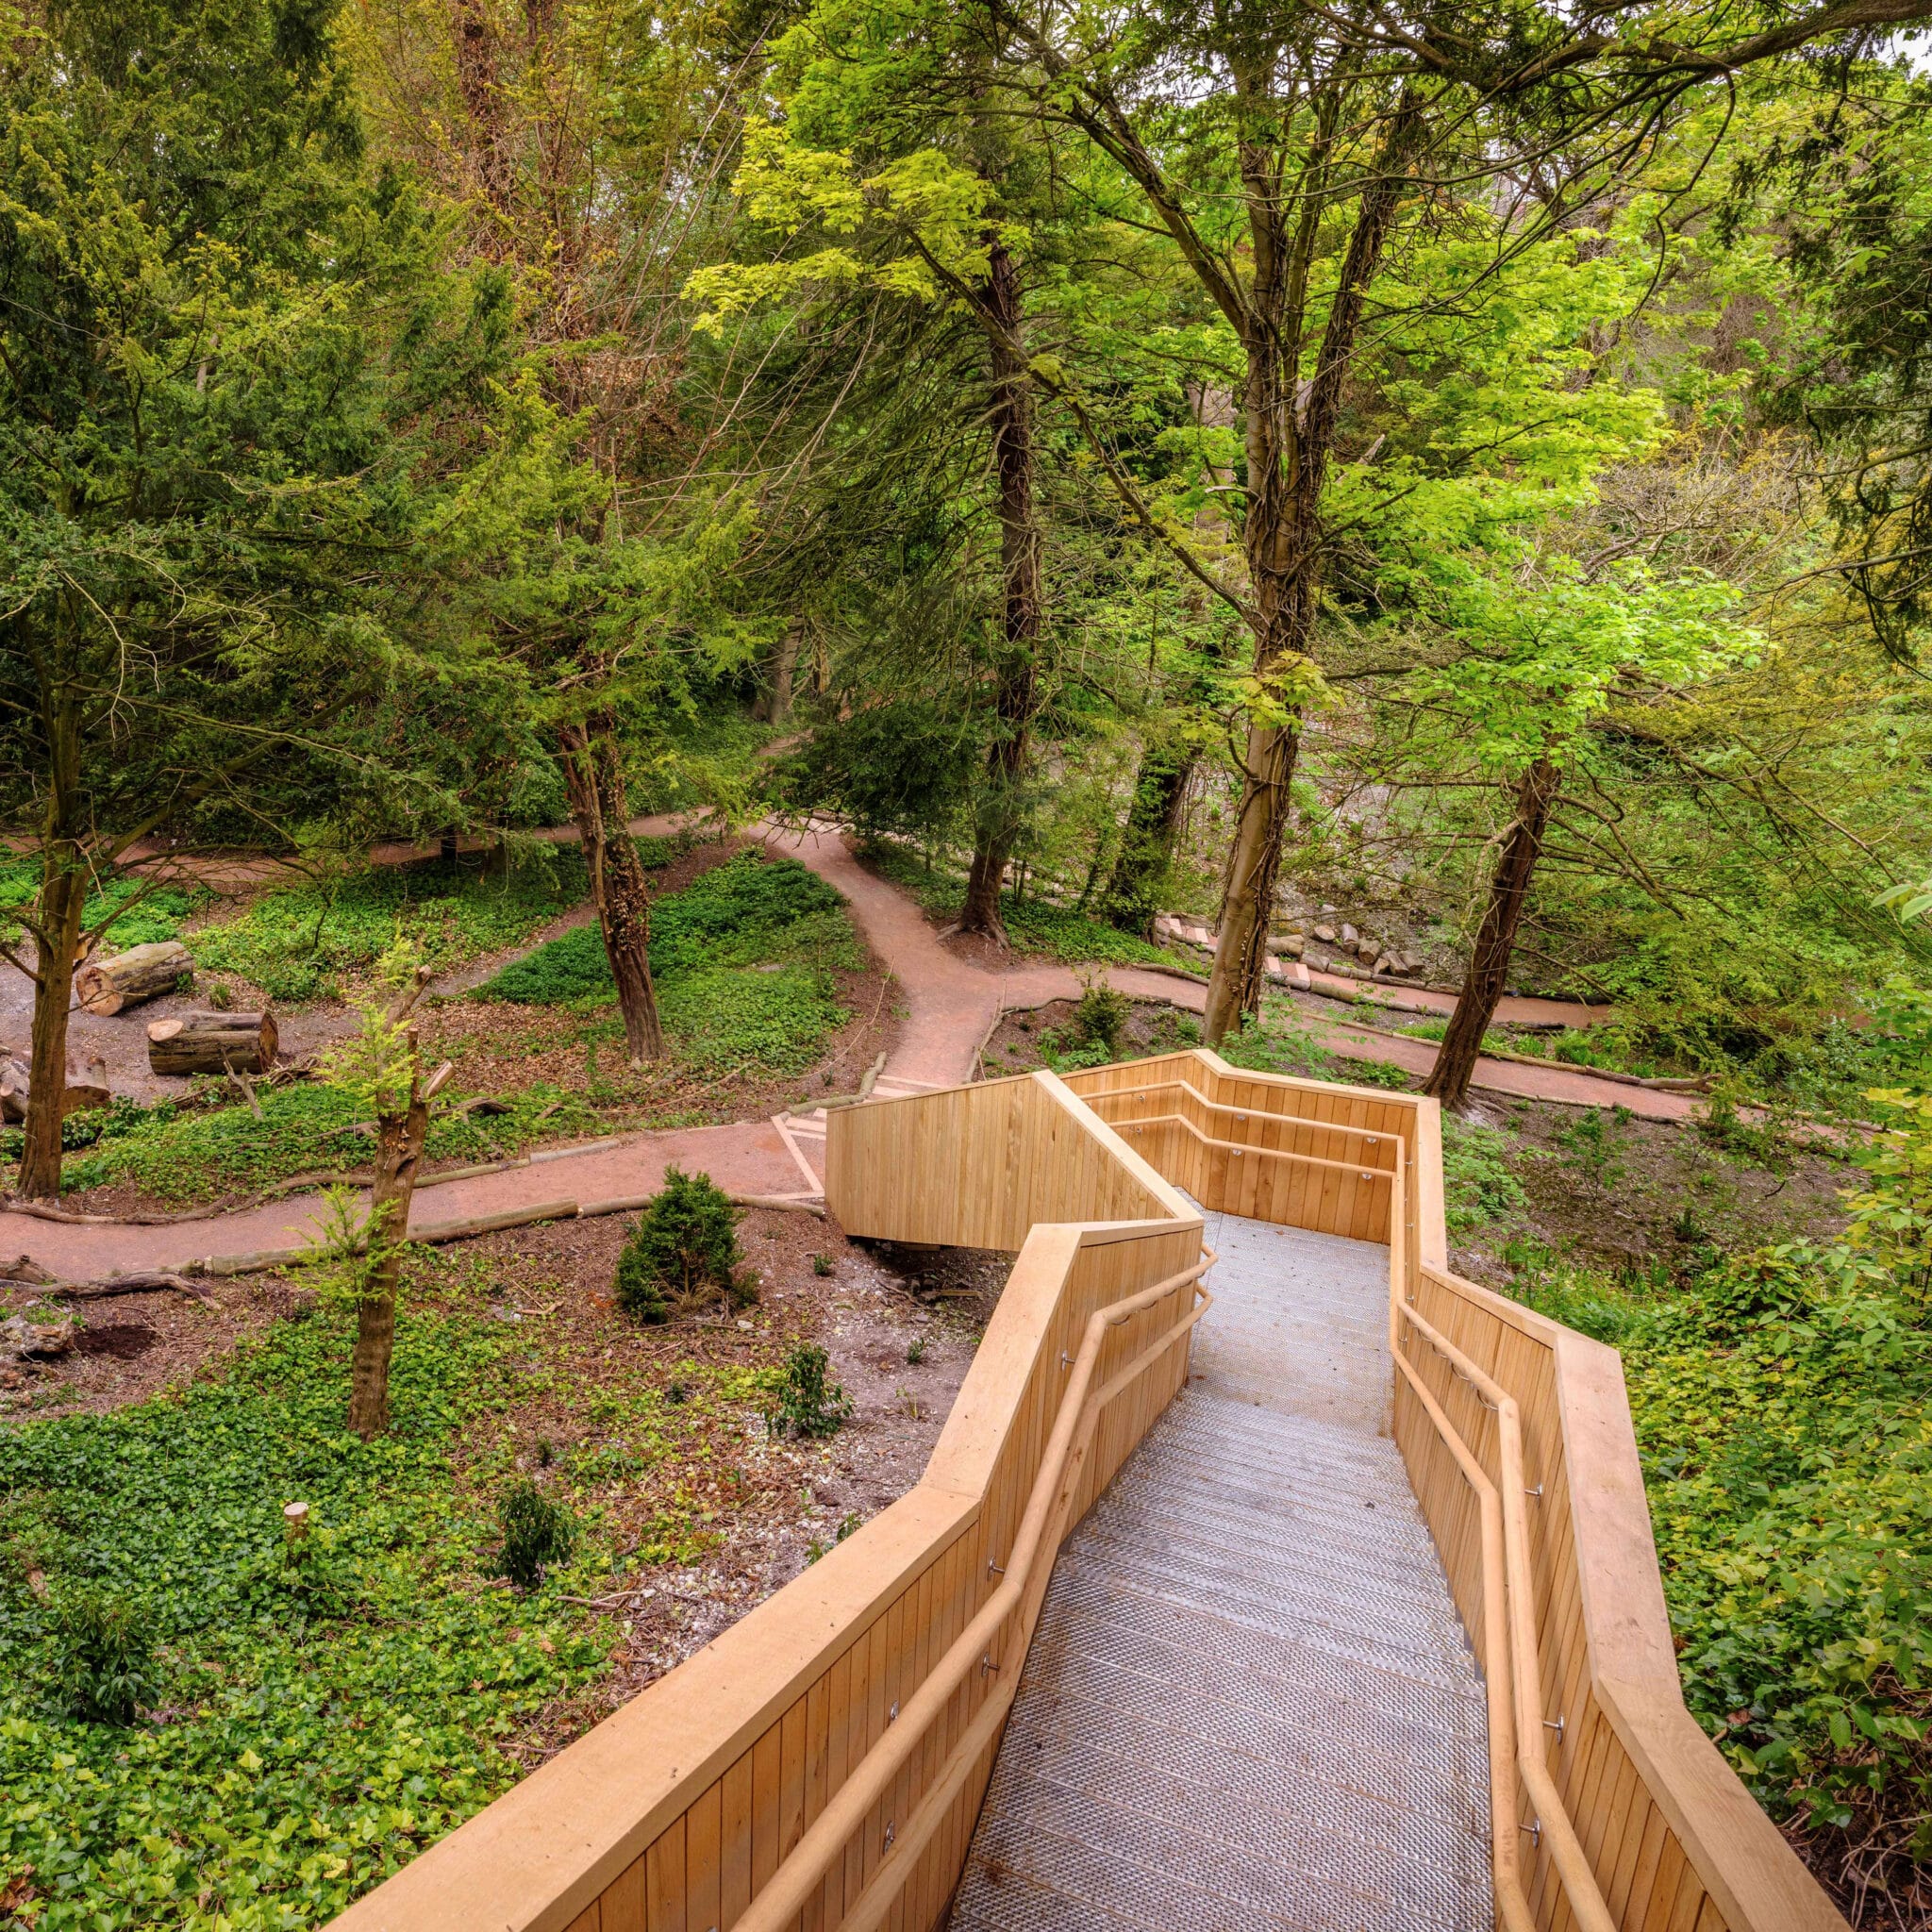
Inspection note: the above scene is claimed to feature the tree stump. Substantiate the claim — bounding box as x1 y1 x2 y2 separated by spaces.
0 1046 110 1121
75 940 193 1014
146 1011 277 1076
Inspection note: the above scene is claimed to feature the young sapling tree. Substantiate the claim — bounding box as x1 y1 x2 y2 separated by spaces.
314 961 450 1440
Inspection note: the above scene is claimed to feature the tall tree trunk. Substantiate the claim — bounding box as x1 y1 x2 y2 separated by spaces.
1424 758 1562 1114
18 672 86 1200
559 718 663 1064
347 1070 431 1441
958 238 1042 943
19 858 84 1200
1203 102 1417 1044
755 626 803 727
1104 742 1194 938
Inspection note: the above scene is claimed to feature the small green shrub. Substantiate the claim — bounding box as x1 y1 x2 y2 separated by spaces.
615 1167 744 1322
497 1479 575 1591
811 1253 835 1277
51 1584 160 1724
1441 1116 1529 1233
906 1337 926 1365
1074 981 1130 1056
770 1343 853 1440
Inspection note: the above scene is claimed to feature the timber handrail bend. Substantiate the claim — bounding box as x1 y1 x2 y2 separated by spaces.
1079 1075 1396 1151
1387 1159 1614 1932
726 1250 1215 1932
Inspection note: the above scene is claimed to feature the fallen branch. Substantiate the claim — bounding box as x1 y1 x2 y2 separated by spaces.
44 1271 217 1307
410 1199 581 1243
577 1191 826 1220
791 1051 886 1116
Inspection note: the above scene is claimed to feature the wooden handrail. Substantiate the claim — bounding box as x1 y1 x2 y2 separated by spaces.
1108 1108 1396 1183
1388 1190 1616 1932
727 1250 1216 1932
1385 1169 1534 1932
1077 1075 1397 1153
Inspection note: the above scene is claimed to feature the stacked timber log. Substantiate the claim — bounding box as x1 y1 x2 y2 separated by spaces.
75 941 192 1014
146 1011 276 1076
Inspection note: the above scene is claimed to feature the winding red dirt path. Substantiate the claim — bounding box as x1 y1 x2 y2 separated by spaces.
2 825 1693 1280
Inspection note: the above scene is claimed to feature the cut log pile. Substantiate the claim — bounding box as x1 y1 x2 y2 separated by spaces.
146 1011 277 1076
75 940 193 1014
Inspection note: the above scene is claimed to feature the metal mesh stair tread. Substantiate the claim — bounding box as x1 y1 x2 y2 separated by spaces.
951 1804 1481 1932
1071 1489 1462 1619
1108 1433 1430 1524
958 1789 1484 1932
1035 1603 1490 1766
947 1215 1491 1932
1052 1551 1474 1684
995 1683 1481 1863
1007 1656 1485 1820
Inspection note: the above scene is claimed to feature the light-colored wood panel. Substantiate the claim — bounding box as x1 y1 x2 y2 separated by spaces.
335 1050 1843 1932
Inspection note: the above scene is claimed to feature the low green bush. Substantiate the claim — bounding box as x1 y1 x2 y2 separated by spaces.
614 1167 744 1322
1440 1115 1530 1232
1074 981 1130 1055
770 1343 853 1440
49 1585 160 1725
497 1480 575 1590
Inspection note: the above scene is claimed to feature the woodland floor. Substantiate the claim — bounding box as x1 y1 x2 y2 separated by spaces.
983 994 1854 1275
0 824 1886 1930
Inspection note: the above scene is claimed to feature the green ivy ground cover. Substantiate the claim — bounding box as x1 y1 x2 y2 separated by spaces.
483 853 861 1075
0 1291 790 1929
193 855 595 1003
0 861 200 953
0 1309 589 1930
57 1084 599 1205
1507 1236 1932 1884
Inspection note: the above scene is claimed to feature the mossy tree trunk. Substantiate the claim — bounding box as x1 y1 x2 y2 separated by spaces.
958 238 1042 946
347 972 447 1441
1423 758 1561 1114
559 717 664 1065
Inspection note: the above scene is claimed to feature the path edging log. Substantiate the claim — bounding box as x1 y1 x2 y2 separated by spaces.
190 1187 826 1276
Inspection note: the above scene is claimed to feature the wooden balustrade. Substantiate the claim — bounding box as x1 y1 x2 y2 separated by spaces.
330 1072 1204 1932
1069 1048 1845 1932
331 1050 1847 1932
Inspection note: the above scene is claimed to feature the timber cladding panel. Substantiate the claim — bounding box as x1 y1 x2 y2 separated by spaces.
330 1073 1204 1932
332 1049 1845 1932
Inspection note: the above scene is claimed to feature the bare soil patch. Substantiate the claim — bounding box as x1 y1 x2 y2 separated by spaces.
977 995 1199 1077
